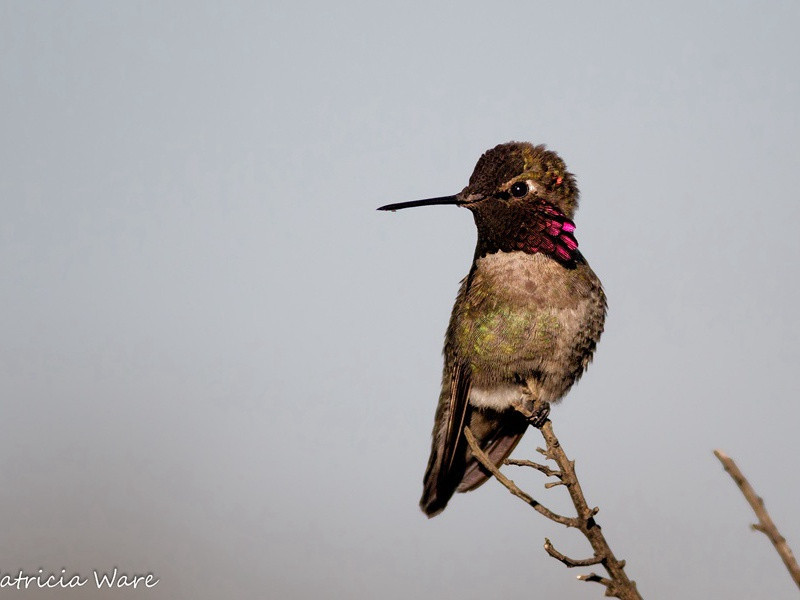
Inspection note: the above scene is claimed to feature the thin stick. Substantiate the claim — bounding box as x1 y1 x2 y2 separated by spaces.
538 420 641 599
463 427 575 527
464 418 642 600
544 538 603 567
505 458 560 478
714 449 800 589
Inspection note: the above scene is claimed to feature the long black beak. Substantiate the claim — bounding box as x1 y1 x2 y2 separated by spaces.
377 195 461 212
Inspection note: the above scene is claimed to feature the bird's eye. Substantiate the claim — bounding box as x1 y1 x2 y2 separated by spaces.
510 182 529 198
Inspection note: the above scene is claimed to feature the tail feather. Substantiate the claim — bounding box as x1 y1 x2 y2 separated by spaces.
458 413 527 492
420 412 468 517
420 408 527 516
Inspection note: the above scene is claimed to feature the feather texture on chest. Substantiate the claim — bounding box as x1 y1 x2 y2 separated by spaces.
446 250 606 405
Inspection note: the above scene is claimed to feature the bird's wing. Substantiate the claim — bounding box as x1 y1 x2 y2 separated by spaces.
419 360 472 517
442 361 471 474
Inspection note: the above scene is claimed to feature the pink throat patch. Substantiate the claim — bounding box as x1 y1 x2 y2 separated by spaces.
514 204 579 264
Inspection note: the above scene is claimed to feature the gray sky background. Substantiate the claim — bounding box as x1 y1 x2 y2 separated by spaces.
2 2 800 599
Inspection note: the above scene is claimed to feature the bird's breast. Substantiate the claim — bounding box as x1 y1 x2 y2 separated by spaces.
451 250 604 405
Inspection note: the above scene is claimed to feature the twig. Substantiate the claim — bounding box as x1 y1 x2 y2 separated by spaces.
714 449 800 589
463 427 575 527
464 416 642 600
544 538 603 567
538 420 640 599
504 458 560 478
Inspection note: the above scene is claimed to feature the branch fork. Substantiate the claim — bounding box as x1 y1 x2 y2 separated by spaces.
463 396 642 599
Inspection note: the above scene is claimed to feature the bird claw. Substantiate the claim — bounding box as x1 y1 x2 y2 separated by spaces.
512 397 550 429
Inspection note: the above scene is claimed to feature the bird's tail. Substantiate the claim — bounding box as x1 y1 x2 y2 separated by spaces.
420 409 527 517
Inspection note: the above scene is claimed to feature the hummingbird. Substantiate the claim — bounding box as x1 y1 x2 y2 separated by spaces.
378 142 607 517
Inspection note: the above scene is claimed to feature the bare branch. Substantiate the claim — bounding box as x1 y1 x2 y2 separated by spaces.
544 538 603 567
714 449 800 589
577 572 613 585
537 419 641 599
463 427 576 527
577 572 622 598
505 458 561 478
465 404 642 600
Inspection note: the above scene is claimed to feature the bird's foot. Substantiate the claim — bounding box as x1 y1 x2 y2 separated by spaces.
512 397 550 429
